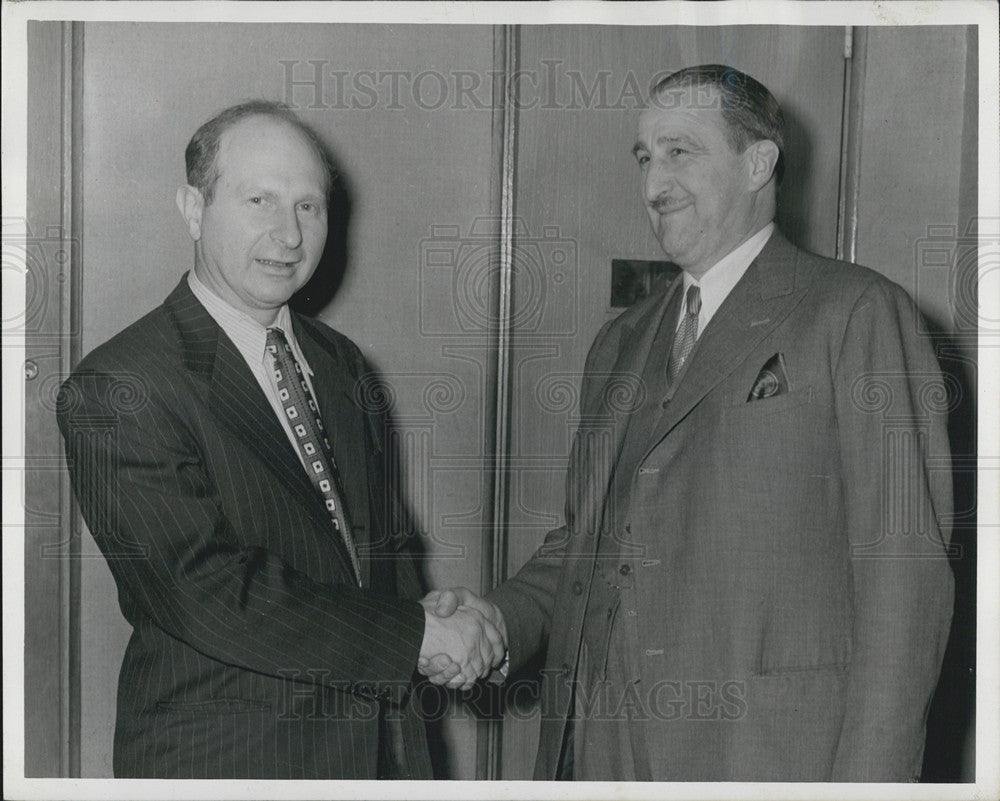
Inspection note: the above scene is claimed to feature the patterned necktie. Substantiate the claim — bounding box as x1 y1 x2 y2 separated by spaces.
667 284 702 384
266 327 362 586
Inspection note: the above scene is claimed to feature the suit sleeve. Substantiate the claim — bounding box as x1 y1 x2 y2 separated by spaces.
830 279 954 780
58 366 425 705
488 319 619 673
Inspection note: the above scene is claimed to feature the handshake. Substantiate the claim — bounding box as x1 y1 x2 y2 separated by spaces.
417 587 508 691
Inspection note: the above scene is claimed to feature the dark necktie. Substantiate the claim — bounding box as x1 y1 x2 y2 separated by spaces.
667 284 702 384
266 327 362 585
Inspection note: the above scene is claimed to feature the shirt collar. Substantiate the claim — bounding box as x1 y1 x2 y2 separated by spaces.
187 271 312 375
680 222 774 327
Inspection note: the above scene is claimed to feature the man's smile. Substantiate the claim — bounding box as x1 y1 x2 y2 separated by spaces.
650 196 694 216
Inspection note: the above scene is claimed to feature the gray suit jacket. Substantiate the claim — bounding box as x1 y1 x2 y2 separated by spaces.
490 231 954 781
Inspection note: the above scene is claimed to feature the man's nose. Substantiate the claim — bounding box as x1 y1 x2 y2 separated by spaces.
644 158 673 203
270 207 303 249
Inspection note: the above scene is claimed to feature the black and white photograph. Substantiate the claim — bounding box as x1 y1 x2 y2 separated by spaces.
3 2 997 799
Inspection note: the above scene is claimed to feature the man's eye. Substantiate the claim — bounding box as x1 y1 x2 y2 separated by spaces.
636 154 650 167
670 148 687 157
249 196 262 205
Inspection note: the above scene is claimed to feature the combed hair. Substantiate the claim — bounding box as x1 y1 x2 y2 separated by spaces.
650 65 785 185
184 100 335 203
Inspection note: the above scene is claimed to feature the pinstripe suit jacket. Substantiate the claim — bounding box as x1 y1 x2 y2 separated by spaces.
57 277 433 779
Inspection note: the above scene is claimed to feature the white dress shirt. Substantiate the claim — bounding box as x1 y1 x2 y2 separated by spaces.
188 271 320 470
675 222 775 336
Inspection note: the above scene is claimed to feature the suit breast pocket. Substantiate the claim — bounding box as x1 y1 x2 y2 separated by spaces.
717 387 817 455
720 386 813 421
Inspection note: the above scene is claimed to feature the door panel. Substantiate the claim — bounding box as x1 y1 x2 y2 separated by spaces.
78 21 498 778
502 25 846 778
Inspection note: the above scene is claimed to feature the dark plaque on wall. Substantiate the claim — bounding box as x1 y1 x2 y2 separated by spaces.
610 259 680 308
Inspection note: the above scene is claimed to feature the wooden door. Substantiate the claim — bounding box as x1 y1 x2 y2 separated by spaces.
72 21 501 778
500 24 848 778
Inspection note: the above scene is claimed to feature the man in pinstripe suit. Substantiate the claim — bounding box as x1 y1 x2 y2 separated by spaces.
57 101 505 779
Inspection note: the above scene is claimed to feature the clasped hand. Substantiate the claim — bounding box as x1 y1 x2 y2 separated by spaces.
417 587 507 691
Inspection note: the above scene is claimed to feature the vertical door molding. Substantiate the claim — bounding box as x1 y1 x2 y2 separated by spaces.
477 23 519 781
836 26 867 263
65 21 85 779
24 19 83 777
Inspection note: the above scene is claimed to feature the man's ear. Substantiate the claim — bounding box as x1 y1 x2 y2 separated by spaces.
745 140 780 192
175 185 205 241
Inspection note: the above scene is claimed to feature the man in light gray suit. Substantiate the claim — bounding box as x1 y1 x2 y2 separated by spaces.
425 64 954 782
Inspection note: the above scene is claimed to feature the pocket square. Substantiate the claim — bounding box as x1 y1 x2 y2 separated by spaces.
747 352 790 401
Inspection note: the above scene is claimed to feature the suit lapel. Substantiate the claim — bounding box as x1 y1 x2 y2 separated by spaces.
164 279 360 580
209 335 324 512
644 232 809 453
576 281 681 542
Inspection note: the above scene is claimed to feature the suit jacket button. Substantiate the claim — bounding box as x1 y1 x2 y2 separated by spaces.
661 398 670 409
560 663 571 678
619 564 631 576
572 581 583 595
